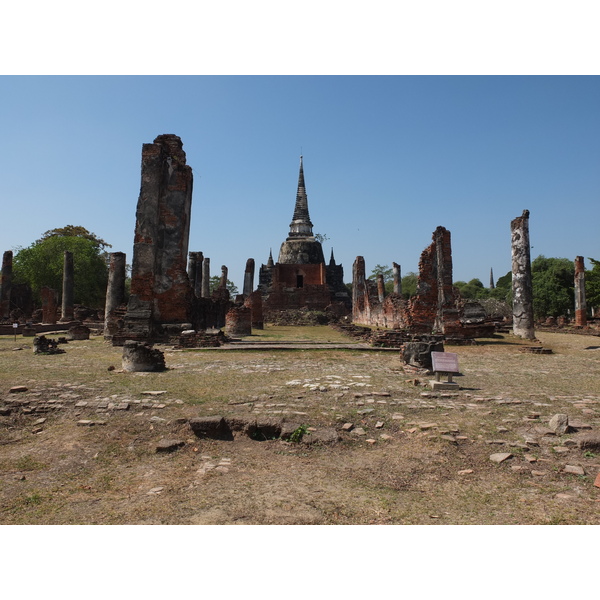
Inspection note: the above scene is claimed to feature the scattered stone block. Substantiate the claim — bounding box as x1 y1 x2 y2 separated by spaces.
341 423 354 431
490 452 513 464
458 469 473 475
9 386 28 393
549 414 570 435
563 464 585 476
352 427 367 436
302 428 340 445
379 434 393 440
156 439 185 452
594 472 600 488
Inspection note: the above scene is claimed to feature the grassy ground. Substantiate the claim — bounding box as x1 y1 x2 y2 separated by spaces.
1 327 599 524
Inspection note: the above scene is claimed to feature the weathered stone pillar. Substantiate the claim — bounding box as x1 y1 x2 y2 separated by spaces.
377 274 385 303
104 252 126 339
188 251 203 298
574 256 587 327
225 305 252 337
219 265 228 290
0 251 13 319
489 268 495 289
41 287 58 324
510 210 535 339
60 251 74 322
352 256 367 323
244 290 264 329
243 258 255 297
201 257 210 298
392 262 401 296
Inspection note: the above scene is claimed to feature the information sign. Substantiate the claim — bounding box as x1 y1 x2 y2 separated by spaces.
431 351 460 374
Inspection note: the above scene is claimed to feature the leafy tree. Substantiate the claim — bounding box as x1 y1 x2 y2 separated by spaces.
209 276 239 296
454 278 487 299
369 264 394 294
401 272 418 299
314 233 329 244
13 228 110 307
37 225 111 250
531 255 574 319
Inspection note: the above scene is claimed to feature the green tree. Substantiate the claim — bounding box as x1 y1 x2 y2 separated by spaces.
454 278 487 299
368 264 394 294
531 256 574 319
209 276 239 296
401 272 418 299
585 258 600 313
37 225 111 250
13 228 109 307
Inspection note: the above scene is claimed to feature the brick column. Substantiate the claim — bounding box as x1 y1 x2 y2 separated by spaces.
104 252 126 339
0 251 13 319
377 274 385 303
60 251 74 322
201 257 210 298
392 262 401 296
243 258 255 297
574 256 587 327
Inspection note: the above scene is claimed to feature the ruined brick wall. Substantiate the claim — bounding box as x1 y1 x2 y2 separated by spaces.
407 226 462 335
352 228 488 338
244 290 264 329
352 255 409 328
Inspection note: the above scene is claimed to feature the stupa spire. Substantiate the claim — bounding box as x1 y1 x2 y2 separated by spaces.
288 155 314 239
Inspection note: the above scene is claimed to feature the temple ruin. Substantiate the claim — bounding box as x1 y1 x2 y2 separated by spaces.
352 226 495 339
258 156 351 318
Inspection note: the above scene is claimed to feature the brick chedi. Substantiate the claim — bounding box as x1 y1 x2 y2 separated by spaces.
259 156 350 317
119 134 194 341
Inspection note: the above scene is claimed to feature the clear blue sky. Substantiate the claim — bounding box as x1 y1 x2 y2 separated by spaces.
1 75 598 291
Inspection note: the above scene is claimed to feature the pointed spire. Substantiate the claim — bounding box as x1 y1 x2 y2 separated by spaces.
266 248 274 268
329 248 336 266
288 155 314 238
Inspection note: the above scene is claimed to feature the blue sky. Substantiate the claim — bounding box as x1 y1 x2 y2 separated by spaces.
1 75 598 291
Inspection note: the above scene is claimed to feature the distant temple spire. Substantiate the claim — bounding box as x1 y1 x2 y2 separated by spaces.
287 155 314 239
329 248 336 266
490 267 495 289
266 249 274 268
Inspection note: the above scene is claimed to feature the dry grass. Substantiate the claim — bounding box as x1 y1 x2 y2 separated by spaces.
1 327 599 524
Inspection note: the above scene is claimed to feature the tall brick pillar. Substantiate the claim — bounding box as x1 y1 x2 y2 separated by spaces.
574 256 587 327
511 210 535 340
219 265 228 290
244 290 264 329
0 251 13 319
243 258 255 297
377 274 385 303
352 256 367 322
187 252 203 298
201 257 210 298
60 251 74 322
124 134 193 339
104 252 126 339
41 287 58 324
392 262 402 296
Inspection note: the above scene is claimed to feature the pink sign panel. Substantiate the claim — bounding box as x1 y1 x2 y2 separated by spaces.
431 351 460 373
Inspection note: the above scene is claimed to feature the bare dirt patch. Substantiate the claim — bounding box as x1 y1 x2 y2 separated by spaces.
1 328 599 524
